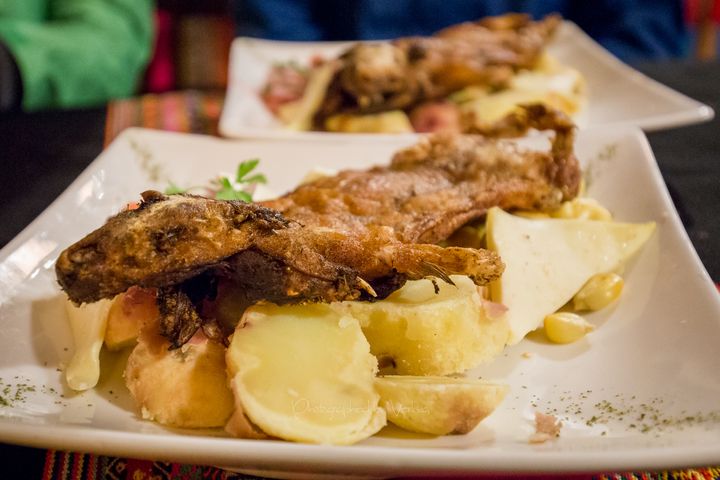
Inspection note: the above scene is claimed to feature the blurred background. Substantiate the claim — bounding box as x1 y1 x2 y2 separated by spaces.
0 0 718 111
109 0 720 97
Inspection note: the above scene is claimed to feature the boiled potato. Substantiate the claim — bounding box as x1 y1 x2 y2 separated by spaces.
226 304 386 445
324 110 414 133
124 323 234 428
461 89 577 125
459 61 584 126
225 385 271 440
104 287 158 351
375 376 508 435
338 276 510 376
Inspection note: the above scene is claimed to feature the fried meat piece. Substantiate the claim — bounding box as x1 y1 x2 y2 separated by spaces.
56 197 502 306
55 105 579 347
267 104 579 245
314 14 560 124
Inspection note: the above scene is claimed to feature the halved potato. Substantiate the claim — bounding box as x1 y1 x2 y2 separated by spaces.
338 276 510 375
375 376 508 435
124 324 234 428
104 287 158 351
226 304 386 445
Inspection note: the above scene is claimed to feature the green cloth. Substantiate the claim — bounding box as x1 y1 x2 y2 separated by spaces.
0 0 153 110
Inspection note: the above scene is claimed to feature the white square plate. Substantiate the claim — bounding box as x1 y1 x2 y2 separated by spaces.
219 22 714 141
0 127 719 477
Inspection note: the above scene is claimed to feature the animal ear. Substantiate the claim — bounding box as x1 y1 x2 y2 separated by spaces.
140 190 169 204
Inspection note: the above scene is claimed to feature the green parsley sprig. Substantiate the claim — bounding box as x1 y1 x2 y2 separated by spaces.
165 158 267 202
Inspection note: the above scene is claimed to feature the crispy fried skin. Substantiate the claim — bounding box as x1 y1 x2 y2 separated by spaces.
57 193 501 311
266 104 579 245
57 192 503 347
314 14 560 124
55 105 579 347
55 191 291 304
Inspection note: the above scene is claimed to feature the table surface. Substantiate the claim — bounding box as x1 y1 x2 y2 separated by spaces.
0 60 718 477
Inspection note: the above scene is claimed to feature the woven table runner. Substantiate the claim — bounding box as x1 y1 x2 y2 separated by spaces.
40 449 720 480
37 90 719 480
103 90 225 146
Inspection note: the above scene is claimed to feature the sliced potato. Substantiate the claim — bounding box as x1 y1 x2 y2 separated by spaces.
375 376 508 435
124 324 234 428
551 197 613 221
226 304 385 445
225 385 271 440
486 207 655 343
511 66 585 100
338 276 510 376
104 287 158 351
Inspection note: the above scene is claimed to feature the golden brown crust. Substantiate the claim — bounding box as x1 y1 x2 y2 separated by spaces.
55 191 291 304
55 111 579 347
267 105 579 246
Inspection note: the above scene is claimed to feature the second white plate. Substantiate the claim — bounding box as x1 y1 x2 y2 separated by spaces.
219 22 714 140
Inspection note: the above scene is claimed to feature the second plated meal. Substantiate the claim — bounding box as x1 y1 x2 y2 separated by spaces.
261 14 586 134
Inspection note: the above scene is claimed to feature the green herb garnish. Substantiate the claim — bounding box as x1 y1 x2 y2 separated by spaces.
164 158 267 202
216 177 253 202
235 158 267 185
164 181 186 195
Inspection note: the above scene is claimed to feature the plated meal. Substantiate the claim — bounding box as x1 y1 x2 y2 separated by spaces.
1 11 718 475
1 121 719 474
259 14 585 134
220 16 713 139
55 104 655 445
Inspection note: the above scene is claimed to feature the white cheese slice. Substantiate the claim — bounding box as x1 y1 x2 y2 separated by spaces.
486 207 655 344
65 298 112 391
279 62 337 131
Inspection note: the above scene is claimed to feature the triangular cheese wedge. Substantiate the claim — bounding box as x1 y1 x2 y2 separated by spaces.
486 207 655 344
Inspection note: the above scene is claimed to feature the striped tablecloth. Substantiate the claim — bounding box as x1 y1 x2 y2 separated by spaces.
38 90 719 480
